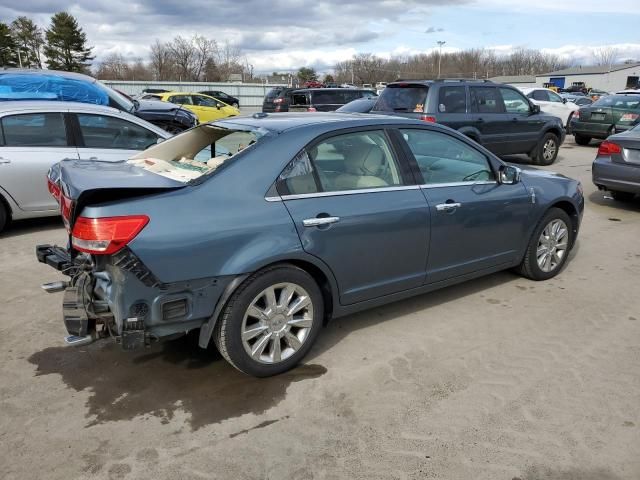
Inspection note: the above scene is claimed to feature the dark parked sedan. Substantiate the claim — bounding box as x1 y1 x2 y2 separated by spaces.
38 113 584 376
572 94 640 145
198 90 240 108
335 98 377 113
592 124 640 200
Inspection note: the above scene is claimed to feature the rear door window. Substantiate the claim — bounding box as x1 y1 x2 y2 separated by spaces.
438 86 467 113
291 93 309 106
470 87 503 113
372 85 428 113
169 95 192 105
532 90 550 102
77 113 159 150
498 88 530 114
1 113 68 147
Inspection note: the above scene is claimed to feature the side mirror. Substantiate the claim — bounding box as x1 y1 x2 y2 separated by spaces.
156 137 166 144
216 103 222 109
562 98 567 104
530 104 541 115
499 165 521 185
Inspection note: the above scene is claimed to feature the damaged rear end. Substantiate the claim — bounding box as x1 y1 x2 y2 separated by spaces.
37 123 268 350
38 159 187 349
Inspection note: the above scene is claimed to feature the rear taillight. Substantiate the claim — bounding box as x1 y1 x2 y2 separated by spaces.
420 115 436 123
307 106 317 112
71 215 149 255
47 177 61 202
273 98 284 104
620 113 639 122
597 141 622 156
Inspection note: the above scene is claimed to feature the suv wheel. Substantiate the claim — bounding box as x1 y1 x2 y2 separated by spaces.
532 132 559 166
517 208 573 281
214 264 324 377
574 134 591 146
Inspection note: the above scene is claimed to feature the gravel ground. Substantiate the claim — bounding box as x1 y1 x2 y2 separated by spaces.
0 138 639 480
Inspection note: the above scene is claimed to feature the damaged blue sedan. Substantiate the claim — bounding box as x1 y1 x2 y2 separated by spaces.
38 113 584 376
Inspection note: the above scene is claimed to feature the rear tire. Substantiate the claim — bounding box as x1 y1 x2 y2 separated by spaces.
610 190 635 202
517 208 573 281
232 102 239 109
574 134 591 145
213 264 324 377
0 202 7 233
532 132 559 166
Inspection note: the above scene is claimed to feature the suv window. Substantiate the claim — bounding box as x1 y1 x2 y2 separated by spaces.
372 85 428 113
470 87 502 113
279 130 404 194
291 93 309 105
311 91 342 105
499 88 530 114
400 129 494 184
1 113 68 147
531 90 550 102
438 86 467 113
77 114 159 150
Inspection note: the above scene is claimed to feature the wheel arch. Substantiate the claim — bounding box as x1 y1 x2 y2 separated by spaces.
457 126 482 144
548 200 579 246
198 254 339 349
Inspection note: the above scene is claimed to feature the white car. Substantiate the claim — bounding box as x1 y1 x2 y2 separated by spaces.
0 101 170 231
519 87 580 127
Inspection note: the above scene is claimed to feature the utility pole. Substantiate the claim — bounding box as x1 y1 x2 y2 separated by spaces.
436 41 446 79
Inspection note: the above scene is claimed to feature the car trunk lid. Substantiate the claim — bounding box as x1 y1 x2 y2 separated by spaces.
48 159 186 230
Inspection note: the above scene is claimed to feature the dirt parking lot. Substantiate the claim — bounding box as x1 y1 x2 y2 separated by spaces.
1 138 639 480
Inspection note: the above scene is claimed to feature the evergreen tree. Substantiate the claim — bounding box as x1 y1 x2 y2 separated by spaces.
0 22 19 67
44 12 93 72
11 17 44 69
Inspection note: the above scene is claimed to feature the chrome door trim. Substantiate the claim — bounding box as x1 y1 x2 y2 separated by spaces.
265 184 421 202
435 202 462 211
420 181 497 189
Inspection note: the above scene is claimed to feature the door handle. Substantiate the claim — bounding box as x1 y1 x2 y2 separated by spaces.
435 202 462 212
303 216 340 227
477 117 484 123
0 157 10 164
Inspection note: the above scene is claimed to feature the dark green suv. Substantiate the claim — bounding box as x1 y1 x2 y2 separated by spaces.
371 79 566 165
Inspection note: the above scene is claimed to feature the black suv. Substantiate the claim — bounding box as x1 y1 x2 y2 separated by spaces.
288 88 377 112
372 79 565 165
262 87 297 112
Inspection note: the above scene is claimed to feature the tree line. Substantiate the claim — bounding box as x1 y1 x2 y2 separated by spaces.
0 13 93 72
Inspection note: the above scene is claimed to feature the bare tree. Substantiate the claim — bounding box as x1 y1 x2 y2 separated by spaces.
593 47 618 69
193 35 217 81
94 52 130 80
214 40 243 81
149 40 174 80
169 35 198 81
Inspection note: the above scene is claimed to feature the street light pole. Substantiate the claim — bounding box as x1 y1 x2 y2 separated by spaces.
437 41 446 79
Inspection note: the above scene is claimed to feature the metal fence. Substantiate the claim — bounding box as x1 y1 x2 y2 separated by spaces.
101 81 287 109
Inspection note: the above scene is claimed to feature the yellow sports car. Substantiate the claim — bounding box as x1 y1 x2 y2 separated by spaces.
148 92 240 122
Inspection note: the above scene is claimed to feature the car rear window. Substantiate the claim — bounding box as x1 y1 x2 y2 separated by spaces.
266 88 283 99
592 95 640 109
128 124 268 183
372 85 429 113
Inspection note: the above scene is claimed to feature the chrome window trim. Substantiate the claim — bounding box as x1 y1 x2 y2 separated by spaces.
265 185 421 202
420 181 498 189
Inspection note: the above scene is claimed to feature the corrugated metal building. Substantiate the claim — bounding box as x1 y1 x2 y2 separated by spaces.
535 63 640 92
489 75 537 88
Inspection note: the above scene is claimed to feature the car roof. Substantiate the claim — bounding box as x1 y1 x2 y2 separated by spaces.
215 112 428 133
293 88 373 92
0 68 96 83
0 100 121 114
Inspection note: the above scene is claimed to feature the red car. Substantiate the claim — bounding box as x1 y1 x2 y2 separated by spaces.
303 80 324 88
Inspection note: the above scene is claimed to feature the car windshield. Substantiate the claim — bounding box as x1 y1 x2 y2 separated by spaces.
128 124 268 183
371 85 429 112
592 95 640 109
94 81 136 111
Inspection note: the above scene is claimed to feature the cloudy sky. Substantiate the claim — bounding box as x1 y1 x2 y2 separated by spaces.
1 0 639 73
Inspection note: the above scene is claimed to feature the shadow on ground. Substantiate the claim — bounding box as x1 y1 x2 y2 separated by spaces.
0 216 64 239
28 334 326 430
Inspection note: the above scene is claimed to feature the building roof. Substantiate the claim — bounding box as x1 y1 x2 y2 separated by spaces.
538 63 640 77
489 75 536 84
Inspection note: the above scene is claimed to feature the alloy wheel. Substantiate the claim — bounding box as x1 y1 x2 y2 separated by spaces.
542 138 557 162
536 219 569 272
241 282 314 364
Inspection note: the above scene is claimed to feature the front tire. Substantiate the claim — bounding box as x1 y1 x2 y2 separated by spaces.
532 132 559 166
574 134 591 146
214 264 324 377
517 208 573 281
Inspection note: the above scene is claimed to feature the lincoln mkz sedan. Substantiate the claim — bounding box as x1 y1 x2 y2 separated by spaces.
37 113 584 376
